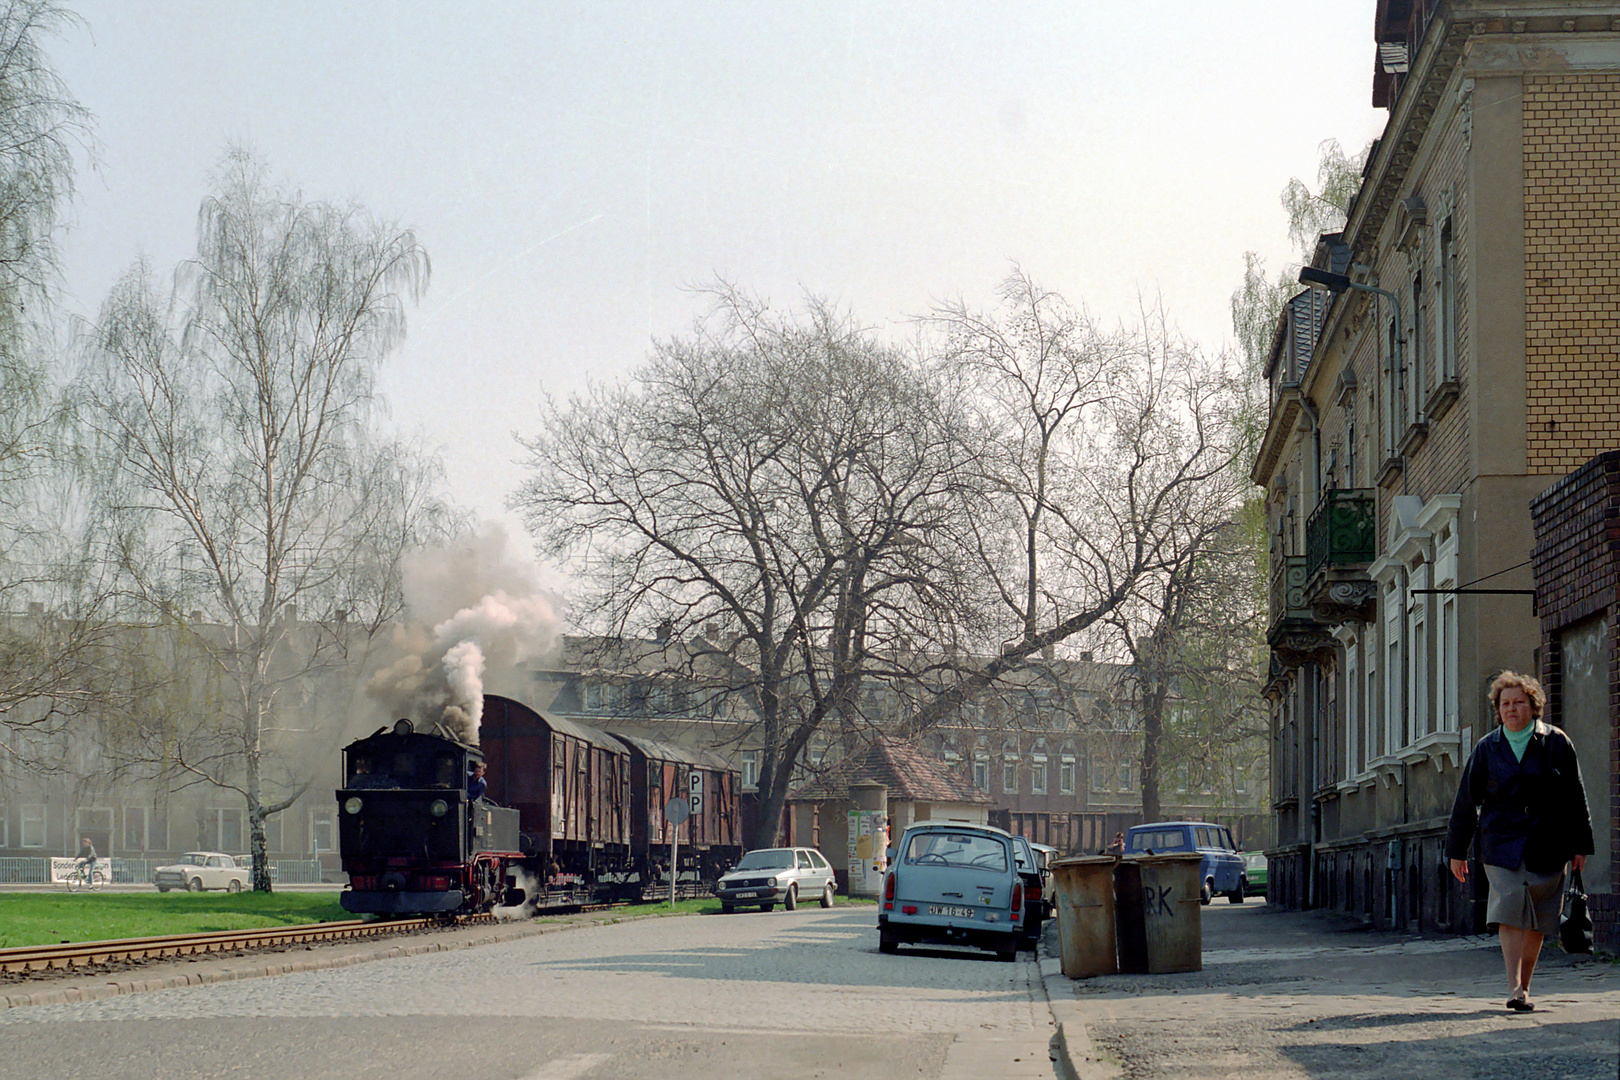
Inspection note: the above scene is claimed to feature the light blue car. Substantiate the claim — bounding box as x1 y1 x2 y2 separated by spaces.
878 822 1028 960
1125 821 1247 904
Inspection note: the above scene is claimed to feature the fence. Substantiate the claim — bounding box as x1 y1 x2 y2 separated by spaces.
0 856 334 885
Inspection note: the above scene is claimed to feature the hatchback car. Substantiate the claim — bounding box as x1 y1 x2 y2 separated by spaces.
1124 822 1246 904
153 851 250 893
878 822 1027 960
714 847 836 912
1242 852 1268 898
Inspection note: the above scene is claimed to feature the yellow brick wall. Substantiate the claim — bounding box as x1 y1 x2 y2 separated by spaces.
1523 72 1620 471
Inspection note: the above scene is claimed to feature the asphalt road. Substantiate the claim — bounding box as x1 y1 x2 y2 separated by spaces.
0 906 1061 1080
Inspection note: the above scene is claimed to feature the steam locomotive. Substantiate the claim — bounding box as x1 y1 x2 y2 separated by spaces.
337 694 744 916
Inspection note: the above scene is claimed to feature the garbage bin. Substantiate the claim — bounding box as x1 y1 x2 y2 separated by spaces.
1115 852 1202 974
1051 855 1118 977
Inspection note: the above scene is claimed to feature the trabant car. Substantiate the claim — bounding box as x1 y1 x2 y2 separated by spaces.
153 851 250 893
878 822 1027 960
1125 821 1246 904
714 847 836 912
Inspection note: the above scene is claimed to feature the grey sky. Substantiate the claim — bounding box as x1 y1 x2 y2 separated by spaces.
52 1 1385 552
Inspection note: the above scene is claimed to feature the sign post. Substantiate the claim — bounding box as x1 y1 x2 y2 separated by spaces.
664 796 690 908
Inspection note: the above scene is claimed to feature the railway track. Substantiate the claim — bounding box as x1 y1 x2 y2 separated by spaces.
0 916 478 975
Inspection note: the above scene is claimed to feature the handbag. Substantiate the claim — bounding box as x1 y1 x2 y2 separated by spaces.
1560 867 1594 955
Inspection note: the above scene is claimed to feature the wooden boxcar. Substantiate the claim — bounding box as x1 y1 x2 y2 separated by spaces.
480 694 631 878
613 732 743 886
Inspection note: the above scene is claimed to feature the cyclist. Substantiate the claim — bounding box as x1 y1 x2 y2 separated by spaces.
75 837 99 885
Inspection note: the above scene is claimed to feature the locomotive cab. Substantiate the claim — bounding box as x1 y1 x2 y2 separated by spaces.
337 719 522 915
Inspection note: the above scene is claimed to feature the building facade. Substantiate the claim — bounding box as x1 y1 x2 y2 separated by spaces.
1254 1 1620 937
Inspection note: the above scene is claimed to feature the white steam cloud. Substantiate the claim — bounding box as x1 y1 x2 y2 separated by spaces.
368 523 563 744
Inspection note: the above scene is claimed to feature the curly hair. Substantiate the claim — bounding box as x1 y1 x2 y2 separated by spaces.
1488 670 1545 719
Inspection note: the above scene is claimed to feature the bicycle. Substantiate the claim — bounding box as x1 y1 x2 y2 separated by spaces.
64 862 107 892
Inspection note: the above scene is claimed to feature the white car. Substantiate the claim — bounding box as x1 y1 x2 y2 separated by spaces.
714 847 837 912
153 851 250 893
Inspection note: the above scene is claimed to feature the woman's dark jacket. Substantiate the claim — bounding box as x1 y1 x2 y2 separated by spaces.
1445 721 1594 874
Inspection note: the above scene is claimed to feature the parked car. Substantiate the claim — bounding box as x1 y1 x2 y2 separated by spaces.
714 847 836 912
1124 821 1246 904
153 851 250 893
1009 834 1048 946
878 822 1027 960
1242 852 1268 899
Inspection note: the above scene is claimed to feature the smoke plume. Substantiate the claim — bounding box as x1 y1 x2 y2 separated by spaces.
368 523 563 744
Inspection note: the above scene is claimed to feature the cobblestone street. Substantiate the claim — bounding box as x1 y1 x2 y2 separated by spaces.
0 906 1058 1080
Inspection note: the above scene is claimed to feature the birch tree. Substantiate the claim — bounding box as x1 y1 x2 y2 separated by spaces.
84 149 446 889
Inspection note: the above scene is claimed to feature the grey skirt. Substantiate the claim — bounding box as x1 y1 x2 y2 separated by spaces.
1483 861 1566 934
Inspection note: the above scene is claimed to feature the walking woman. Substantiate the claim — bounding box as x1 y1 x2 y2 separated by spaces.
1446 671 1594 1012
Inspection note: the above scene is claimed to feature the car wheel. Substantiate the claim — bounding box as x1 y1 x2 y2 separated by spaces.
720 902 735 914
1200 878 1213 906
157 885 170 893
1227 879 1245 904
760 903 775 912
995 941 1019 962
189 878 204 893
879 929 900 954
784 884 797 911
820 882 834 908
228 879 242 893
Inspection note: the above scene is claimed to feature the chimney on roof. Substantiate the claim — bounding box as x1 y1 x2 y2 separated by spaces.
704 622 719 638
28 601 43 616
1080 651 1094 663
656 618 672 642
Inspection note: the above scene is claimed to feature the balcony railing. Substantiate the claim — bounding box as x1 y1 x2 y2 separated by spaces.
1268 555 1311 631
1305 489 1376 579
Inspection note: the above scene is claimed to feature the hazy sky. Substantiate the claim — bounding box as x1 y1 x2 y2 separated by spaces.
51 1 1386 555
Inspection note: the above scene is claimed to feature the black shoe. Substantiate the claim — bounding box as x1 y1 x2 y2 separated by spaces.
1507 997 1534 1012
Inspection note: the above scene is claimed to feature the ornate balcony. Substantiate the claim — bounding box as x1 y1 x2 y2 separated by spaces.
1304 488 1377 624
1268 555 1334 669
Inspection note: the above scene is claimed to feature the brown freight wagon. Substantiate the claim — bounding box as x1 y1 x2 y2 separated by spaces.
611 732 743 889
480 694 631 879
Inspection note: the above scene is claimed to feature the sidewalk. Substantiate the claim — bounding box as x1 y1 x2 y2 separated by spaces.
1040 901 1620 1080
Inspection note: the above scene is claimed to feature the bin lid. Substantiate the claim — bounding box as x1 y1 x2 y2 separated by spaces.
1051 855 1118 867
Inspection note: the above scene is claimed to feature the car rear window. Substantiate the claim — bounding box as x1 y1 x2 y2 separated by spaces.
903 831 1008 872
1129 829 1189 852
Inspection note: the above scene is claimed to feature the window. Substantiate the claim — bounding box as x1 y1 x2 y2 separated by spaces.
261 812 282 854
1410 562 1431 739
1030 755 1047 795
209 808 243 853
0 806 7 847
311 809 334 853
1059 756 1075 795
124 807 147 852
1410 266 1426 415
972 754 989 792
583 683 601 710
740 751 759 790
1345 639 1362 775
1436 523 1459 733
21 804 45 847
1439 217 1457 380
1384 578 1403 754
1118 762 1133 790
1001 756 1018 795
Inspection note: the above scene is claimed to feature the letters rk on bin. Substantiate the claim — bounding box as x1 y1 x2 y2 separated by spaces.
1050 855 1118 977
1115 852 1202 974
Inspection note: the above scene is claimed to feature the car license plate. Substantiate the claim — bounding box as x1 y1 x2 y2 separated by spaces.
928 905 974 918
736 891 760 899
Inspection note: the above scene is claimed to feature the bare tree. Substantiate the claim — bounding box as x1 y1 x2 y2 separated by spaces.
901 282 1252 736
516 285 990 848
82 149 448 889
0 0 108 760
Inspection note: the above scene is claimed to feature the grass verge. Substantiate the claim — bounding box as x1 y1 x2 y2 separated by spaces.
0 892 350 949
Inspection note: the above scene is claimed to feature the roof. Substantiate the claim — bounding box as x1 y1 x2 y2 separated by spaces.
788 736 994 805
